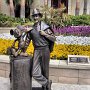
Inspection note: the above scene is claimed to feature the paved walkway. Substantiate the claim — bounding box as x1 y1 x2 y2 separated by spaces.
0 77 90 90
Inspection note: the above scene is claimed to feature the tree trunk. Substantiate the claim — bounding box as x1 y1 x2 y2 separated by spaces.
9 0 15 17
44 0 48 5
20 0 25 19
83 0 87 14
29 0 33 17
75 0 80 15
0 0 2 11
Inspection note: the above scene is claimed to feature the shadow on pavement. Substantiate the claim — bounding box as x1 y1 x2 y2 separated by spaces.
32 87 42 90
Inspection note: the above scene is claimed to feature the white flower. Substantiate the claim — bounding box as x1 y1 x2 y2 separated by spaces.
0 33 90 45
0 33 15 40
56 35 90 45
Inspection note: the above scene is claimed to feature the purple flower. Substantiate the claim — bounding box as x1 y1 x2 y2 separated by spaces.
52 26 90 36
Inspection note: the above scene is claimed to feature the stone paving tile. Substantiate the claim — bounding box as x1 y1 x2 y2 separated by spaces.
0 77 10 90
1 77 90 90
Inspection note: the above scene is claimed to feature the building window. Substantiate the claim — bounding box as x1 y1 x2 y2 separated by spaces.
51 0 59 8
51 0 68 13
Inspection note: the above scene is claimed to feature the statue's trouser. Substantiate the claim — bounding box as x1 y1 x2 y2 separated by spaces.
32 46 50 87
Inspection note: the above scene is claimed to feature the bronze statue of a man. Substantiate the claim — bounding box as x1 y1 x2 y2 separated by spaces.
28 8 56 90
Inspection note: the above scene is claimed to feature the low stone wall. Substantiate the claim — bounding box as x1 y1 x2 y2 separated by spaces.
0 55 10 78
0 55 90 85
49 67 90 85
0 27 15 33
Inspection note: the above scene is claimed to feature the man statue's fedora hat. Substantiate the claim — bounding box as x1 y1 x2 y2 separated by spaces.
32 8 43 17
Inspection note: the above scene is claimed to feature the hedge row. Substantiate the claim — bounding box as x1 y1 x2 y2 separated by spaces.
0 13 33 27
1 13 90 27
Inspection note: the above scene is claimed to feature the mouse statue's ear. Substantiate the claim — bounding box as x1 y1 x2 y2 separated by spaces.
10 29 14 35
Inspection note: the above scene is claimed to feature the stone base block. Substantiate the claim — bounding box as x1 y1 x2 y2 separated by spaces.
10 56 32 90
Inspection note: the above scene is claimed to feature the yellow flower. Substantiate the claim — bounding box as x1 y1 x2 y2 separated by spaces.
0 39 90 59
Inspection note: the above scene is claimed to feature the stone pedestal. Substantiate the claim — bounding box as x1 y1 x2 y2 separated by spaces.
10 56 32 90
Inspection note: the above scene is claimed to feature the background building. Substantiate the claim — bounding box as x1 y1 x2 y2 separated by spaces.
0 0 90 18
38 0 90 15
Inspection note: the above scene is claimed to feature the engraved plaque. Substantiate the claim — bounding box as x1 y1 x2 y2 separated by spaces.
69 57 78 62
68 55 90 64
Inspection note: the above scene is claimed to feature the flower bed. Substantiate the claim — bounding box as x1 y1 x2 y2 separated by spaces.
0 33 15 39
0 39 90 60
53 26 90 36
56 35 90 45
52 44 90 59
0 39 34 55
1 33 90 45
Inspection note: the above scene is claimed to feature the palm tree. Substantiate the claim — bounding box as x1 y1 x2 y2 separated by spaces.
20 0 33 18
20 0 25 18
6 0 33 18
0 0 2 11
83 0 87 14
44 0 48 5
6 0 15 17
75 0 80 15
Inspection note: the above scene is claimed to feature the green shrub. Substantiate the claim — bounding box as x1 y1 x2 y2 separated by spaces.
69 15 90 26
41 6 90 27
0 13 33 27
1 12 90 27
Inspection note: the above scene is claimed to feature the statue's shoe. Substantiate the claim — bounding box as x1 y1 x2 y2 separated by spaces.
42 80 52 90
47 80 52 90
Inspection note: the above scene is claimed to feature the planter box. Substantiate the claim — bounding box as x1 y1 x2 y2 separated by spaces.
1 55 90 85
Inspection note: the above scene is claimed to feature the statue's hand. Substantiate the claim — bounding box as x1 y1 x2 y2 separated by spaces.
11 48 18 56
14 52 18 57
39 30 47 36
25 27 33 32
